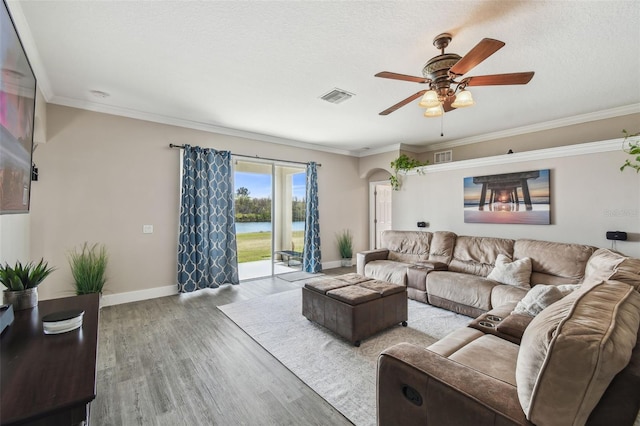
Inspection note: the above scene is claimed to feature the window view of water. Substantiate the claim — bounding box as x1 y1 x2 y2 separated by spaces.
235 221 304 234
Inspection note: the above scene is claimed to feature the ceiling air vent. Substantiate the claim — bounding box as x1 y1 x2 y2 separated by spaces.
320 88 354 104
434 150 453 164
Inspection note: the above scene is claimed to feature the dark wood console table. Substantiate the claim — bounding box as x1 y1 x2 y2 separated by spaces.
1 293 100 426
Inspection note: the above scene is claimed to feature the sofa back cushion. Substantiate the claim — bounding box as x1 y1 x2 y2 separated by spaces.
428 231 457 264
448 236 515 277
585 248 640 291
381 230 432 263
513 239 595 285
516 279 640 426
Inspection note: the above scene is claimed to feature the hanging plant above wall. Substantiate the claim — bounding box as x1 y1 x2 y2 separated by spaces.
620 129 640 173
390 154 428 190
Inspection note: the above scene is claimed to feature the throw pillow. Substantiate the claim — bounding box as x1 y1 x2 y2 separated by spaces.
487 254 532 288
584 248 626 282
556 283 581 297
512 285 563 317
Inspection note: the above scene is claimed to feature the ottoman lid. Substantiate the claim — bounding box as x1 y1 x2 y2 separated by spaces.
327 285 381 305
304 278 351 294
334 273 374 285
358 280 405 296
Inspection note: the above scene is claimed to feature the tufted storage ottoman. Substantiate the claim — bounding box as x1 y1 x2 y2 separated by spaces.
302 273 408 346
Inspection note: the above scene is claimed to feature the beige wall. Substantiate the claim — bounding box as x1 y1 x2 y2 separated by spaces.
0 214 30 265
357 150 397 179
30 105 368 300
393 147 640 258
423 113 640 162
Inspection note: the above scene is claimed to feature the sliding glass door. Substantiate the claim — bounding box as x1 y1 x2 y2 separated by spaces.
234 160 305 280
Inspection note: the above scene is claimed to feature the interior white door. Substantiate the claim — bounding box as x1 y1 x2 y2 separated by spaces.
371 182 392 249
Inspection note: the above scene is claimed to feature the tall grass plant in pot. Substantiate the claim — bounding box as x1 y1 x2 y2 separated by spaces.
68 243 108 295
0 259 55 310
336 229 354 267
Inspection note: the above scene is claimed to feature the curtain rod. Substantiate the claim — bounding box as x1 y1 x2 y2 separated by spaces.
169 144 321 167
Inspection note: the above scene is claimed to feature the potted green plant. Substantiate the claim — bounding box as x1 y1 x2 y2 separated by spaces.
336 229 354 267
620 129 640 173
390 154 428 190
0 259 55 310
68 243 108 295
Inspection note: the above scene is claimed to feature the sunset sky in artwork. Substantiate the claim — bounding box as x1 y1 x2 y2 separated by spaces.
464 169 550 206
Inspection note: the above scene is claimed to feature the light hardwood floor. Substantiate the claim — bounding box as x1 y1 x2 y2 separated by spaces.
92 268 356 425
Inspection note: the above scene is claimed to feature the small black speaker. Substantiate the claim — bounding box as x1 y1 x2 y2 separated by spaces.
606 231 627 241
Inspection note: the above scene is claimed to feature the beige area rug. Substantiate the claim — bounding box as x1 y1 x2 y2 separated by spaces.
218 289 471 426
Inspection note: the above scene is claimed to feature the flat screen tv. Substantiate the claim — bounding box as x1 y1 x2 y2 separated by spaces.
1 0 36 214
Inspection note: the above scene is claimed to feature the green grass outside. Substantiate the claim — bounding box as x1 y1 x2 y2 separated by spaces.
237 231 304 263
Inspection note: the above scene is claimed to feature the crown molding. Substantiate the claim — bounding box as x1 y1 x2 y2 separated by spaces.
420 104 640 153
404 138 624 175
354 143 402 157
49 95 355 157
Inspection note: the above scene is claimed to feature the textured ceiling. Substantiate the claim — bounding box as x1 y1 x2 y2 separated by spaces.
7 1 640 155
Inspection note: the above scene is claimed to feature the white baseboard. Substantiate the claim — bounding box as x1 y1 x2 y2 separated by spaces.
101 285 178 307
322 260 345 270
101 260 347 306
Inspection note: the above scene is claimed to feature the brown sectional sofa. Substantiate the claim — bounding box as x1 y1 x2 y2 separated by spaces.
356 230 640 425
357 230 597 317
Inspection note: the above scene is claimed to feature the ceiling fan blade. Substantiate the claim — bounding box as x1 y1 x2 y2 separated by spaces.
465 72 535 86
449 38 505 77
375 71 430 84
379 90 427 115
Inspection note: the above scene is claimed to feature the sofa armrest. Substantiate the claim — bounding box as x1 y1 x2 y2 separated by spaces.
356 249 389 275
377 343 530 426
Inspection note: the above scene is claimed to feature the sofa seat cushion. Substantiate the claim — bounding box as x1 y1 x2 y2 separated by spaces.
490 284 529 308
516 279 640 426
364 260 410 285
426 271 497 312
427 327 483 357
448 334 519 386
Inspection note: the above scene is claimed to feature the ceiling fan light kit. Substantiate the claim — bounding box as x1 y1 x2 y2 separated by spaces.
423 104 444 118
376 32 534 118
418 90 440 108
451 89 475 108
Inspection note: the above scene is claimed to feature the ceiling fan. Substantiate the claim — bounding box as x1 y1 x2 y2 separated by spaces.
375 33 534 117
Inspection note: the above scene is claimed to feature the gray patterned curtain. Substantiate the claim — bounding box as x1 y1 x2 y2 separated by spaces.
177 145 239 292
303 162 322 273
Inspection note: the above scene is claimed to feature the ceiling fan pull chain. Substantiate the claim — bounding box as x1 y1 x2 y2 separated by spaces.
441 114 444 137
